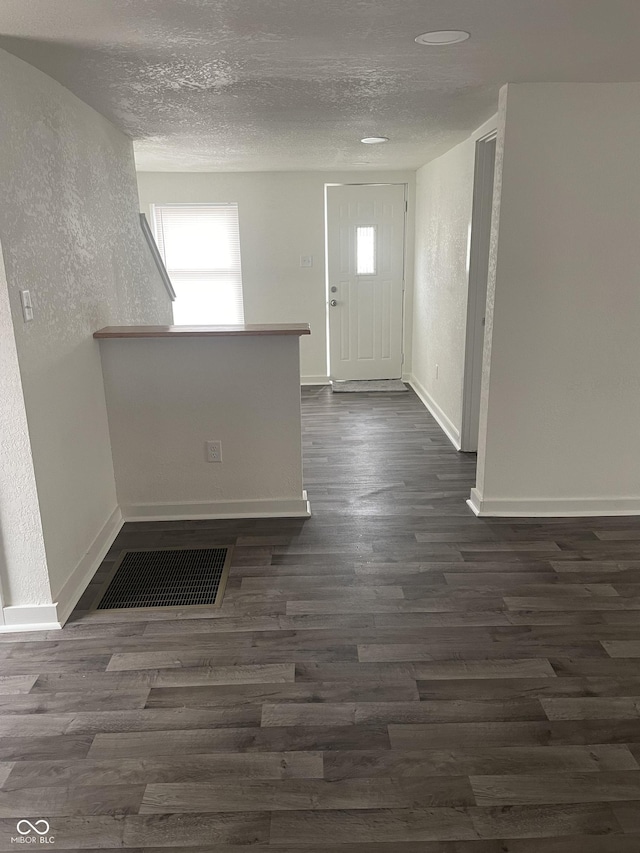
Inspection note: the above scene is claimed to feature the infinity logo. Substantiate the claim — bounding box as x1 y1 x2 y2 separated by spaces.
16 820 50 836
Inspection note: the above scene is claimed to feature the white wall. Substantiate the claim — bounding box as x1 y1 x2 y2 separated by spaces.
99 335 309 519
136 170 415 383
0 46 172 620
473 83 640 516
0 243 51 613
410 117 497 448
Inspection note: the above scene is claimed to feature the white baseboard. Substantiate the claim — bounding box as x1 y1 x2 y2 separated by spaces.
122 492 312 522
0 604 61 633
301 376 330 385
467 488 484 516
407 374 461 451
0 506 124 632
468 488 640 517
53 506 125 626
0 493 313 634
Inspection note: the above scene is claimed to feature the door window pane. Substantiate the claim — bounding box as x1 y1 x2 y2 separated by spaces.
356 226 376 275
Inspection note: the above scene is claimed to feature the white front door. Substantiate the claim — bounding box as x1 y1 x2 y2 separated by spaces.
326 183 406 380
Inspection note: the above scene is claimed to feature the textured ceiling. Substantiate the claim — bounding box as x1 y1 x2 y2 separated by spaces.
0 0 639 171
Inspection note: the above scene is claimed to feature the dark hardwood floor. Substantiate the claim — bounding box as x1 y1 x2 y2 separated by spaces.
2 386 640 850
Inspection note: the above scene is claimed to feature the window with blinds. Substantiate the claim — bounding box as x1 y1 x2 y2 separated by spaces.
151 203 244 325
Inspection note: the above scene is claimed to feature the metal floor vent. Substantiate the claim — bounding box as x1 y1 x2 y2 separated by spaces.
94 547 232 610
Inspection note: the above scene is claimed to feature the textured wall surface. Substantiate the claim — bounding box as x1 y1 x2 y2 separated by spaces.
412 135 478 434
476 83 640 507
137 170 415 381
100 336 306 512
0 47 172 601
0 245 51 608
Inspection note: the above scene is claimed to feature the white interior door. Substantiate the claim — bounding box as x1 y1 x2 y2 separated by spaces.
326 184 406 380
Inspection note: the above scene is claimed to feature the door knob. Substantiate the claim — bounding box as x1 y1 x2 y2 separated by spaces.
330 299 338 307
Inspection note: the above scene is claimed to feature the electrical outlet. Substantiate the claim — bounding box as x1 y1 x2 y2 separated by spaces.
300 255 313 268
205 440 222 463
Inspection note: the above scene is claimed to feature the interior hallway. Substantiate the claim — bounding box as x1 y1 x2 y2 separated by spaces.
1 388 640 849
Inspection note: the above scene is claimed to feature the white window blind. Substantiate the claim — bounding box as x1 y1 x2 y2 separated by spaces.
152 203 244 325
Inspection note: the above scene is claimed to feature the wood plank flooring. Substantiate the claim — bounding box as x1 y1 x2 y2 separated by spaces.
2 386 640 850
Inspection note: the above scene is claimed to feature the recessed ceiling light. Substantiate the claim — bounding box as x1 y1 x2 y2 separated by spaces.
361 136 389 144
415 30 470 45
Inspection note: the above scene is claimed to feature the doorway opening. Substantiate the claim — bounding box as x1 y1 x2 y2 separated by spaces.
460 133 497 452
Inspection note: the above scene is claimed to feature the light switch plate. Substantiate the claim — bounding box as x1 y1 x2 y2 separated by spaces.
20 290 33 322
300 255 313 268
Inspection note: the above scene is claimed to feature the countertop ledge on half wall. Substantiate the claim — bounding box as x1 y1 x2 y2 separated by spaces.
93 324 311 338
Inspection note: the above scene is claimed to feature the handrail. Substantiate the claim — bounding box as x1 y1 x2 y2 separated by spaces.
139 213 176 301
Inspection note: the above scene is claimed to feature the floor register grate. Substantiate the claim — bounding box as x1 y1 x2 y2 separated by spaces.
94 547 232 610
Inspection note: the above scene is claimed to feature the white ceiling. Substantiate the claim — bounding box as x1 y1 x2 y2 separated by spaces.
0 0 639 172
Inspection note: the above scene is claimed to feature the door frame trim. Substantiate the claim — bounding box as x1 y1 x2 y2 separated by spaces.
460 132 497 453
